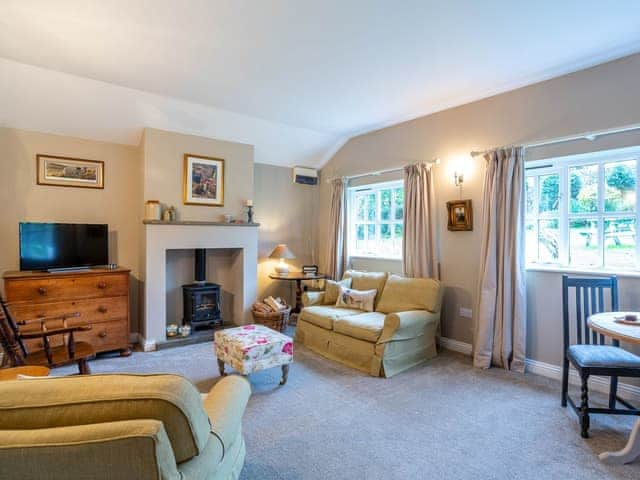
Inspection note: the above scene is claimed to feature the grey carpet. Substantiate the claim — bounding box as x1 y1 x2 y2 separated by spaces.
55 333 640 480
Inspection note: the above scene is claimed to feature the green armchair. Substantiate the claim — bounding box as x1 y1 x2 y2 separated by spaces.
0 373 251 480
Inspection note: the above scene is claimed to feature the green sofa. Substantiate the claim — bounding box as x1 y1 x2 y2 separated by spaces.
0 373 251 480
295 271 443 377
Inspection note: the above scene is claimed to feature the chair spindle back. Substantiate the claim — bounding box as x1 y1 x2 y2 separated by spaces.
562 275 618 354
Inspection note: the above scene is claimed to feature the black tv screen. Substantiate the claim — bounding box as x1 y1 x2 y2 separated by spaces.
19 223 109 271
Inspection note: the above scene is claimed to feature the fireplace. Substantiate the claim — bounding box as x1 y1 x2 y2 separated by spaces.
143 221 258 350
182 249 222 329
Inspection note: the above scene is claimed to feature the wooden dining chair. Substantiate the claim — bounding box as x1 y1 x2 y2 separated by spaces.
562 275 640 438
0 297 95 374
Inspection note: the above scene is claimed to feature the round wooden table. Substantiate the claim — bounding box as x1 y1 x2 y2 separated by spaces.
0 365 50 381
268 272 325 314
587 312 640 465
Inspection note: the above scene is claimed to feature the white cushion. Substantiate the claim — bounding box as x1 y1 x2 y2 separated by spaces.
335 286 377 312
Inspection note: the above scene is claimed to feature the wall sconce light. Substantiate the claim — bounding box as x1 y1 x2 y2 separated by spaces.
454 171 464 187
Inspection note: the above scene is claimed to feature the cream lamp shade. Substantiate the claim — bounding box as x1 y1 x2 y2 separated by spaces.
269 244 296 274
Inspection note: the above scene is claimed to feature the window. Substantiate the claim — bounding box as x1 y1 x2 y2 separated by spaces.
526 147 640 271
348 180 404 258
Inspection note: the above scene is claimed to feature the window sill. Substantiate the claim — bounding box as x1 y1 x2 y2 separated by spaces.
349 255 402 262
526 265 640 279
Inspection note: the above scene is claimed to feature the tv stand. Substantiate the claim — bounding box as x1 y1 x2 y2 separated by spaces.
3 267 132 357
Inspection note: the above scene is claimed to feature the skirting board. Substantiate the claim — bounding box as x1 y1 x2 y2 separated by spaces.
438 337 640 404
438 336 472 356
131 333 157 352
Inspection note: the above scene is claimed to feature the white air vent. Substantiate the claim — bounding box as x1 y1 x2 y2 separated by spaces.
292 167 318 185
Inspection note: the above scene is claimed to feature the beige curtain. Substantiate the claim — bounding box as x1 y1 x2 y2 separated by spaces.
403 163 438 279
324 178 348 280
473 147 526 372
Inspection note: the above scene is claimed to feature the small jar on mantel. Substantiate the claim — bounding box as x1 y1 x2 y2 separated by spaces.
145 200 162 221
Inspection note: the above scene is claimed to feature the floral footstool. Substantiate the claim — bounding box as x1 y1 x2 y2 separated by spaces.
214 324 293 385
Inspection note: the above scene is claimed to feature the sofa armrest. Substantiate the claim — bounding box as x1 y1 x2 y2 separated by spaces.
202 375 251 452
378 310 440 343
0 419 181 480
302 291 326 307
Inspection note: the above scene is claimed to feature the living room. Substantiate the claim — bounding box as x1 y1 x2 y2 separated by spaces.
2 2 640 479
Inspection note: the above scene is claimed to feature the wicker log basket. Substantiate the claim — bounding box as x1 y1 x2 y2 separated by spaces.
251 300 291 332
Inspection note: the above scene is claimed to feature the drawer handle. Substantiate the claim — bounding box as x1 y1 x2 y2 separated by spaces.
37 287 47 295
97 282 107 289
98 331 108 338
98 306 108 314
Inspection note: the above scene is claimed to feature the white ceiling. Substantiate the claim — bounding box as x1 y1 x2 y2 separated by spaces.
1 1 640 166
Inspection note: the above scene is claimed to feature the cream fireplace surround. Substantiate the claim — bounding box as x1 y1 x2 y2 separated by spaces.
142 220 259 350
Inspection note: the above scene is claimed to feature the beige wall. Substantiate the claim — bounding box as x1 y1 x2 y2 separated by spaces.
142 127 254 222
0 127 321 335
319 53 640 365
0 127 143 332
254 163 319 305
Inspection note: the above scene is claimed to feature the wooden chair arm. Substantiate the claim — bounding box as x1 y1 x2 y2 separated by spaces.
17 312 81 326
19 325 92 339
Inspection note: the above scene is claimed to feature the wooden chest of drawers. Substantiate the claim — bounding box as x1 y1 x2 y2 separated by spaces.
3 267 131 356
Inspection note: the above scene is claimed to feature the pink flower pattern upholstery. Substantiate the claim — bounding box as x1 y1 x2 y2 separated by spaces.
214 324 294 375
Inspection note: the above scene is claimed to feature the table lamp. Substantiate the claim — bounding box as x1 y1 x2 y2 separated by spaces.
269 244 296 274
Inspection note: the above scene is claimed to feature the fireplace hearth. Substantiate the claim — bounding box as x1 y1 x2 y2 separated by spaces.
182 249 222 329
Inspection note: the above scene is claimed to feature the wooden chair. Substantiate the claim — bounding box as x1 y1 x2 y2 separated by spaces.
0 297 95 374
561 275 640 438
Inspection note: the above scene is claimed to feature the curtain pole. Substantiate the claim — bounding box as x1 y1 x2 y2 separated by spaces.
470 122 640 158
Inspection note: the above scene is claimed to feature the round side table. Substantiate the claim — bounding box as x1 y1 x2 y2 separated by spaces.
588 312 640 465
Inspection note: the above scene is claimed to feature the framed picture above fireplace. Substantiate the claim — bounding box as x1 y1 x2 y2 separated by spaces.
183 153 225 206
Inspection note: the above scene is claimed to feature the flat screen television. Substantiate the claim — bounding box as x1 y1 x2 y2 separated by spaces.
19 222 109 271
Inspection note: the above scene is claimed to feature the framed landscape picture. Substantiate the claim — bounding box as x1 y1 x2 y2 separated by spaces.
36 154 104 189
183 154 225 206
447 199 473 231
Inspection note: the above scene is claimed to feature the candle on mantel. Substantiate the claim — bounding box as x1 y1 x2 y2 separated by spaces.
245 199 253 207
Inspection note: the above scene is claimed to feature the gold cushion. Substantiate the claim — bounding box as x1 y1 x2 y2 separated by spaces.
333 312 386 342
376 274 442 314
0 373 210 464
343 270 388 306
299 305 363 330
0 419 181 480
324 277 352 304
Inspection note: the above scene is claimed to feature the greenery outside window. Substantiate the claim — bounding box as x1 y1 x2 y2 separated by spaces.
526 146 640 271
348 180 404 259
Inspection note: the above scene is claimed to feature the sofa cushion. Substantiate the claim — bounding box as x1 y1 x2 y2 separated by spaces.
299 305 363 330
324 277 352 304
376 274 442 314
0 373 210 464
333 312 386 342
0 419 182 480
343 270 388 306
335 287 377 312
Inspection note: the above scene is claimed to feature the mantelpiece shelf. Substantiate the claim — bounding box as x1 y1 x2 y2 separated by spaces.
143 220 260 227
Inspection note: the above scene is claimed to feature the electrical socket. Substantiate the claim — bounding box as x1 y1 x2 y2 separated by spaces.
459 307 472 318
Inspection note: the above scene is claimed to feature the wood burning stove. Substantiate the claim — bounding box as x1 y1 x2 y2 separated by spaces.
182 249 222 328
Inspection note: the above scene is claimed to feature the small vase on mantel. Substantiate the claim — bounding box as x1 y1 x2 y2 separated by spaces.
145 200 162 221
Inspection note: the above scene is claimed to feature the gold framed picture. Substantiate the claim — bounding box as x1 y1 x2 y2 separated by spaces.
36 154 104 189
183 154 225 206
447 199 473 231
